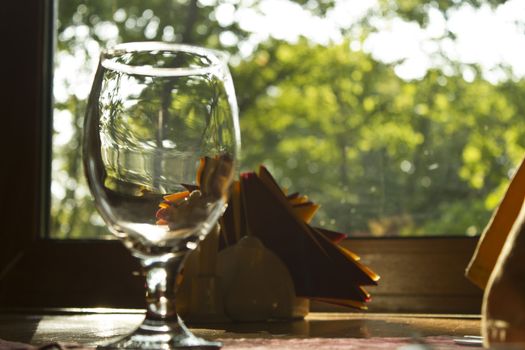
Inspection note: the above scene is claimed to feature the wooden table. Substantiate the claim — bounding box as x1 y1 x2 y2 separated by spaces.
0 309 480 347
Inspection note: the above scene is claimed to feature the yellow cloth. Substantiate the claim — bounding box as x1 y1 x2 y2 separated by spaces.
466 156 525 289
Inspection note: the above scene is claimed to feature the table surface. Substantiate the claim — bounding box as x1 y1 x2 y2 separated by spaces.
0 309 480 347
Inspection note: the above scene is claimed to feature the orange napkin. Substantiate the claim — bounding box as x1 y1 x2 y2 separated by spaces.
219 166 379 309
466 156 525 289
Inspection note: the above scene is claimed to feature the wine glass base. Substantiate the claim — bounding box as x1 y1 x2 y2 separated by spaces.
98 317 222 349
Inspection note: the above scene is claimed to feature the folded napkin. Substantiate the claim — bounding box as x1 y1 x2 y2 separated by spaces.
164 160 379 312
466 156 525 289
222 166 379 308
160 159 379 315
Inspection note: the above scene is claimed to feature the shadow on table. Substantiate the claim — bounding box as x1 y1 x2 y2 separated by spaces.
192 318 426 339
192 315 479 340
0 314 42 343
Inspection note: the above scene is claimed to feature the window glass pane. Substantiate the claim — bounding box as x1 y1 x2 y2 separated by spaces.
51 0 525 238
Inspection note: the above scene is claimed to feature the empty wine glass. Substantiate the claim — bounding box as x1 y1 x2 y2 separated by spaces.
83 42 240 349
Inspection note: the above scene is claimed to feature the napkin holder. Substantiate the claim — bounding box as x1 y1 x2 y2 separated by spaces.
176 228 309 322
175 164 379 322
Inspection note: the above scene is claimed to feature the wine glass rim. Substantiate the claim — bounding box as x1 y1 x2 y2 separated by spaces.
101 41 227 77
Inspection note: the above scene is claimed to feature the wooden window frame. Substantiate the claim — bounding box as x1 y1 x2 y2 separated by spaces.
0 0 482 314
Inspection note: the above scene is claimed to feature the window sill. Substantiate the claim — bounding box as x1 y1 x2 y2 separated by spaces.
0 237 482 313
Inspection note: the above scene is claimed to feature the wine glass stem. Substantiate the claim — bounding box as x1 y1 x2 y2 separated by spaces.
143 255 184 322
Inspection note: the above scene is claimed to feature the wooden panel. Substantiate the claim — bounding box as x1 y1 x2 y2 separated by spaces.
0 241 145 309
312 238 483 313
0 238 482 314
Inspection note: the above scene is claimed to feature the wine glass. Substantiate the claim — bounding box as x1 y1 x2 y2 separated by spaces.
83 42 240 349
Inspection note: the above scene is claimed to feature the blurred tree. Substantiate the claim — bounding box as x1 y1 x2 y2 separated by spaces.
378 0 507 26
51 0 525 238
235 38 525 236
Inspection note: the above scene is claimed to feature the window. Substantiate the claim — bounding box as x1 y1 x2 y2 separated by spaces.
8 0 525 313
51 0 525 240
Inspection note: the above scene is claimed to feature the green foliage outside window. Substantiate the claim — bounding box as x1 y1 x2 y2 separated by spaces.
51 0 525 238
